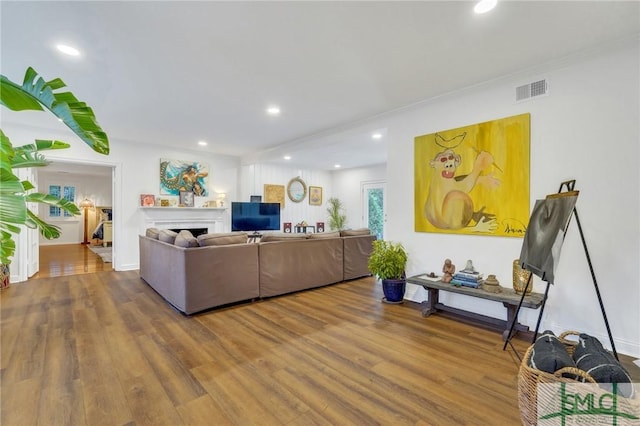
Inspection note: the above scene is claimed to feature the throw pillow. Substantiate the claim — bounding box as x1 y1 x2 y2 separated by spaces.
309 231 341 239
146 228 160 239
529 330 575 375
340 228 372 237
197 232 248 247
158 229 178 244
573 333 634 397
174 230 199 248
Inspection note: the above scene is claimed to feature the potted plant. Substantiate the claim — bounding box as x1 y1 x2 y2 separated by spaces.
0 67 109 269
326 197 346 231
368 240 408 303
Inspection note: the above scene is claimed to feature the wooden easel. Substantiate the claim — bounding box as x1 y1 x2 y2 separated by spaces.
503 180 618 361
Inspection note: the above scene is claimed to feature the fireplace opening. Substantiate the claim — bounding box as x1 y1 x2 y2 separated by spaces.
170 228 208 238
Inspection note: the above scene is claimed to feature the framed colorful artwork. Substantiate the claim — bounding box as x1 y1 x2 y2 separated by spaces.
140 194 155 207
159 158 209 196
414 113 530 237
309 186 322 206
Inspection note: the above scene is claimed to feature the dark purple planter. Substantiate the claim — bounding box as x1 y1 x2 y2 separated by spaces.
382 278 406 303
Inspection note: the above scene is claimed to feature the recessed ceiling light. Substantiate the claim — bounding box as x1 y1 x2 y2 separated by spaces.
266 106 281 116
283 155 291 160
56 44 80 56
474 0 497 14
198 141 207 146
334 164 341 168
372 133 382 140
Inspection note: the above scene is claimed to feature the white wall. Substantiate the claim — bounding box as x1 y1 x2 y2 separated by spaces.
37 172 112 245
331 163 387 229
292 40 640 356
5 122 241 274
240 163 332 228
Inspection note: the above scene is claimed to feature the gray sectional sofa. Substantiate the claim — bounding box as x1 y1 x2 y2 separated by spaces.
139 228 375 314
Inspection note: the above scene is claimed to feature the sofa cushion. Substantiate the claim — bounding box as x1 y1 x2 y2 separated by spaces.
146 227 160 239
260 233 308 242
158 229 178 244
340 228 371 237
197 232 248 247
174 230 199 248
309 231 341 239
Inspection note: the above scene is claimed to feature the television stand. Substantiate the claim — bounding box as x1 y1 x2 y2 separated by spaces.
248 232 262 243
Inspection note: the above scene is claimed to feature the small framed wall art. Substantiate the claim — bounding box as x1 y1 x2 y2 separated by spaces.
179 191 194 207
309 186 322 206
140 194 155 207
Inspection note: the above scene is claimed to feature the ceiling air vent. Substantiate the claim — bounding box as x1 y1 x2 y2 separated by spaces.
516 79 548 103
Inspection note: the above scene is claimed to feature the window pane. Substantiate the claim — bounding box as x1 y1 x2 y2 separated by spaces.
49 185 61 217
63 186 75 217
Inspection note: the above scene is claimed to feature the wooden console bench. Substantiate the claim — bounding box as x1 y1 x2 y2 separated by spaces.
407 274 544 340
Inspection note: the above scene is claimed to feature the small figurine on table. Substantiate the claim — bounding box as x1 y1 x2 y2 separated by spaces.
442 258 455 283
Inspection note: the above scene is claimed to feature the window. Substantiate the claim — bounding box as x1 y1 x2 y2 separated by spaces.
48 185 75 218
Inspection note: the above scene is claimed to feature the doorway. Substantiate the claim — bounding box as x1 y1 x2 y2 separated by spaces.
30 161 115 280
362 181 386 240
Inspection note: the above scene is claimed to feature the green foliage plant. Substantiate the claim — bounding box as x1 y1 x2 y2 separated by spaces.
0 67 109 264
368 240 408 281
326 197 346 231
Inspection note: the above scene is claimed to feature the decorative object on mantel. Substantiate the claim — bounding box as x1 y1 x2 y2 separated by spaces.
217 192 227 207
368 240 408 304
512 258 533 294
140 194 155 207
179 190 194 207
160 199 169 207
482 274 501 293
159 158 209 196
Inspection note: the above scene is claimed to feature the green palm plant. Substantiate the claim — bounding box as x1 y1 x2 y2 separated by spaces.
326 197 346 231
0 67 109 264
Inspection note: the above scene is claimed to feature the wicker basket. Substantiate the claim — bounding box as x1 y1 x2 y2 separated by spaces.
517 331 639 425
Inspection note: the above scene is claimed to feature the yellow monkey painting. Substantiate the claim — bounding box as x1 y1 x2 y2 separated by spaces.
414 113 530 237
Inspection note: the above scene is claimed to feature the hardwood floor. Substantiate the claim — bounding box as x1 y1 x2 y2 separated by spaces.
31 244 112 279
1 272 637 425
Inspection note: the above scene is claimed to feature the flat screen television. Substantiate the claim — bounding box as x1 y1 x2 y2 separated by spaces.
231 202 281 232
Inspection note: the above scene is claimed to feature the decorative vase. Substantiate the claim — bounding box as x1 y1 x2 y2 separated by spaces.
513 259 532 294
382 278 406 304
1 263 10 290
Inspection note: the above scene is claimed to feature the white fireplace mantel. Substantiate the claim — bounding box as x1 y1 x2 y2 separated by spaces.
139 207 229 234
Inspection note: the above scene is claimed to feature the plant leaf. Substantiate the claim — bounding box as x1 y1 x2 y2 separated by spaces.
25 192 80 216
1 67 110 155
26 210 62 239
0 74 44 111
0 230 17 265
0 193 27 225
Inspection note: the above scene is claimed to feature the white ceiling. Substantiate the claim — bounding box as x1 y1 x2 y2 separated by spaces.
1 1 639 171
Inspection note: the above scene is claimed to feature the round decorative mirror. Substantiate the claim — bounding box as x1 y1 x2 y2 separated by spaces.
287 177 307 203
